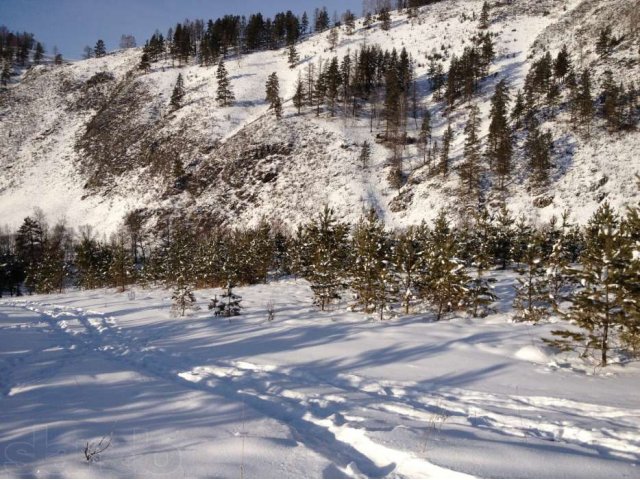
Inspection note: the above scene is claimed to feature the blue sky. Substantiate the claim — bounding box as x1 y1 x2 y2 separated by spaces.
0 0 362 59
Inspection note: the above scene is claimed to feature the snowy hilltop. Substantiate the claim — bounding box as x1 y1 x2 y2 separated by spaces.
0 0 638 234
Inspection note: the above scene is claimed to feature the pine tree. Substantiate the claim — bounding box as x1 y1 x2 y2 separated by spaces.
379 8 392 31
360 140 371 169
576 69 595 134
33 42 45 64
170 73 185 110
467 208 498 317
108 231 135 292
325 57 341 116
510 89 525 129
486 79 512 190
545 213 575 313
547 203 631 366
595 26 612 58
293 73 305 114
460 104 482 197
513 235 549 323
172 285 197 316
265 72 283 119
395 224 426 314
351 209 394 317
15 217 46 293
621 203 640 355
493 205 514 269
601 71 622 131
525 117 553 184
344 10 356 35
139 52 151 72
418 109 432 166
209 281 243 318
439 121 453 176
479 2 490 29
301 12 310 35
215 58 235 107
328 28 340 51
287 43 300 68
1 61 11 87
94 39 106 57
553 44 572 81
305 206 350 311
422 211 470 321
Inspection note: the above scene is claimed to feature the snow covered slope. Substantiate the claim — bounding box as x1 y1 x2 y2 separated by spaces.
0 0 638 234
1 273 639 477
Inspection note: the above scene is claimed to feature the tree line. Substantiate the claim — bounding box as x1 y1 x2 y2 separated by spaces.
2 196 639 365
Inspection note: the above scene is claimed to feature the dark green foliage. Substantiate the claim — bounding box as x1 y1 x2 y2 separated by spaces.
421 211 470 321
595 26 615 58
378 8 392 31
172 285 197 316
493 205 514 270
600 70 623 131
209 282 242 318
510 90 525 129
479 2 490 29
94 39 106 57
215 58 234 107
439 121 453 176
394 224 426 314
524 118 553 184
351 209 396 318
1 60 11 87
467 208 498 317
32 42 44 64
544 213 576 313
487 80 513 190
553 45 572 81
287 43 300 68
512 234 549 323
293 73 305 114
138 52 151 72
303 206 350 311
265 72 283 119
574 69 595 132
360 140 372 169
546 203 632 366
418 108 432 166
75 230 113 289
170 73 185 110
460 104 482 197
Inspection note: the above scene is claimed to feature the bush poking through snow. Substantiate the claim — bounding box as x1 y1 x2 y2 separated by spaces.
83 434 112 462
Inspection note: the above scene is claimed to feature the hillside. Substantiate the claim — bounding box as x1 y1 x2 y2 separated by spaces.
0 0 639 234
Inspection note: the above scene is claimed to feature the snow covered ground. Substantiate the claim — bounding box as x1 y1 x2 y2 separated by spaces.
1 271 639 478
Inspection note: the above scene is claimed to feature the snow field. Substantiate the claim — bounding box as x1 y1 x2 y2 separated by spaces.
1 270 639 478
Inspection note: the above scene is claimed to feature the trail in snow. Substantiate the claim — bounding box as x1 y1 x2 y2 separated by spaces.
4 298 639 478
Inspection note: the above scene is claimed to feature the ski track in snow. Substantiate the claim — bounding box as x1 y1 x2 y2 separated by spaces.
3 299 640 478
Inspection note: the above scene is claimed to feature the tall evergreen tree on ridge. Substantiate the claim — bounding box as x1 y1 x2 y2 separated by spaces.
461 103 482 197
439 121 453 176
215 58 235 107
94 39 106 57
170 73 185 110
265 72 283 119
486 79 512 191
